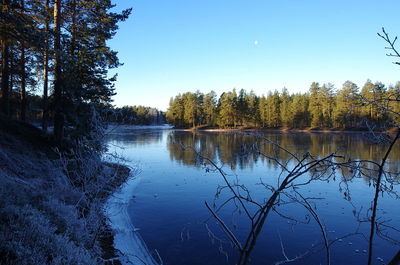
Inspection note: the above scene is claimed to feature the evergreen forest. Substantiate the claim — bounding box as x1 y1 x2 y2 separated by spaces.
166 81 400 129
1 0 131 142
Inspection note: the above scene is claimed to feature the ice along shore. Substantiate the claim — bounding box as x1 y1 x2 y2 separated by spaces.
105 169 161 265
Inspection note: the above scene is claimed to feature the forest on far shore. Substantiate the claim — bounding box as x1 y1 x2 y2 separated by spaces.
166 80 400 129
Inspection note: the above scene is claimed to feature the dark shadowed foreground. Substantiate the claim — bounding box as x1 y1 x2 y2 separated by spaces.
0 117 130 265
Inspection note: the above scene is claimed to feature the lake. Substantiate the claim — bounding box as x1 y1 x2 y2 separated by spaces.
107 129 400 265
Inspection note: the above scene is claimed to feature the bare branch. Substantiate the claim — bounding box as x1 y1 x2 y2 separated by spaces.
378 27 400 65
205 201 243 251
367 130 400 265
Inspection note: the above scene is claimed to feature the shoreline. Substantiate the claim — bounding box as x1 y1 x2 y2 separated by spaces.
104 168 160 265
174 127 399 134
102 122 398 135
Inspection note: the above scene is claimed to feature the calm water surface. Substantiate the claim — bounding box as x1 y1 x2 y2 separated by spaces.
107 130 400 265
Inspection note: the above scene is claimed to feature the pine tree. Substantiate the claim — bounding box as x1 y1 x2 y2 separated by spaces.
1 0 44 117
264 91 274 127
387 82 400 125
259 95 267 127
50 0 131 141
41 0 51 130
183 92 200 128
360 80 388 125
1 0 11 116
203 91 217 126
237 89 247 126
19 0 27 120
290 93 310 128
53 0 63 142
280 88 292 127
245 90 259 126
308 82 323 128
320 83 335 127
264 90 281 127
333 81 360 128
218 90 238 128
166 94 185 127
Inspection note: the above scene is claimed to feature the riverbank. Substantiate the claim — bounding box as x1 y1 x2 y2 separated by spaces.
0 117 144 264
103 122 398 135
175 126 399 134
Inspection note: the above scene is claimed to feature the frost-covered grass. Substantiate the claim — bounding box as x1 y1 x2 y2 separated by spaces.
0 119 129 265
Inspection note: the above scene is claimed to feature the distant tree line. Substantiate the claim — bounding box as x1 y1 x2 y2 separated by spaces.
1 0 131 143
103 105 166 125
166 80 400 129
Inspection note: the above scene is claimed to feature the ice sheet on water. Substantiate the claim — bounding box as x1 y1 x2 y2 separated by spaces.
105 171 161 265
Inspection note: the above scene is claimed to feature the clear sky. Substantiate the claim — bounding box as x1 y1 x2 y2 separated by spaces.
109 0 400 111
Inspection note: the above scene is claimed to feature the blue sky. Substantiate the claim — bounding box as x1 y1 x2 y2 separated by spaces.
109 0 400 111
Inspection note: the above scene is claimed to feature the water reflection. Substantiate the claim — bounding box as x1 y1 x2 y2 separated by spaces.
107 130 400 265
166 131 400 265
108 130 164 148
167 131 400 174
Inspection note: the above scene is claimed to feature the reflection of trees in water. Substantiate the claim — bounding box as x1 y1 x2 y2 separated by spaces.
167 132 269 170
110 130 399 263
166 131 400 174
174 132 400 265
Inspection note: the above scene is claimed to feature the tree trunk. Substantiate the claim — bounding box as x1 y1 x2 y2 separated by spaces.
70 0 76 56
20 42 26 120
19 0 26 120
1 41 9 116
9 46 13 95
1 0 10 116
53 0 64 142
41 0 50 131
